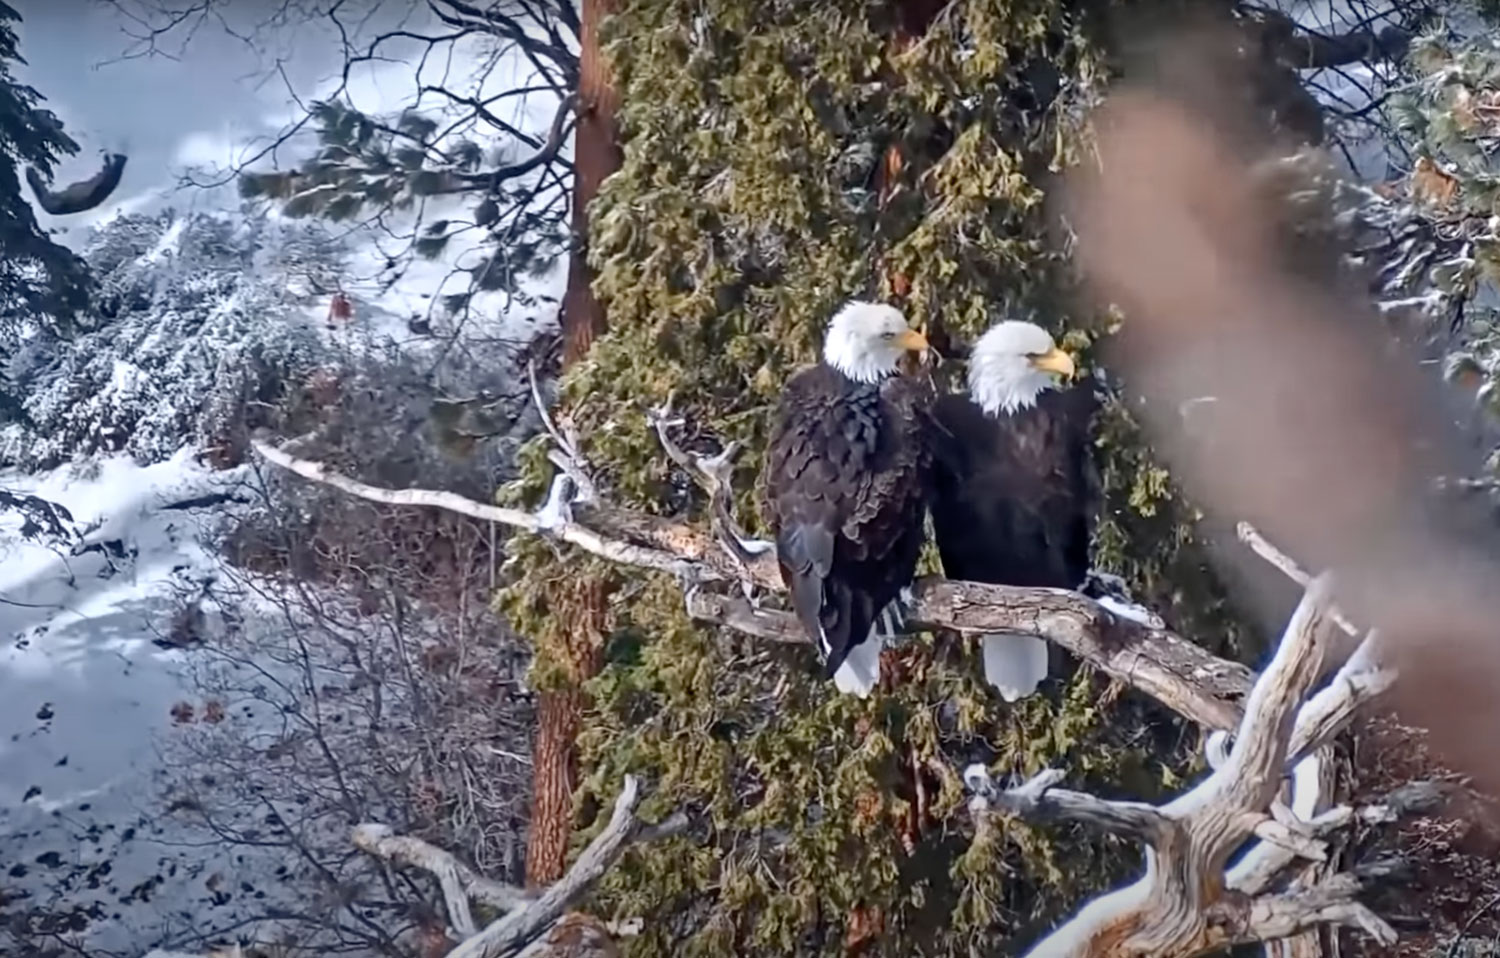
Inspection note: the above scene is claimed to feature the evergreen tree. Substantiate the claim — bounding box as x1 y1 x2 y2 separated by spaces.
498 3 1262 954
0 1 95 334
221 0 1436 951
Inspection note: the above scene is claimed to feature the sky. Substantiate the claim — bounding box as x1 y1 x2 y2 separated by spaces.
12 1 341 230
8 1 548 234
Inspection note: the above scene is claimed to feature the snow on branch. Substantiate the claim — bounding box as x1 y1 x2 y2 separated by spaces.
251 436 777 588
964 571 1412 957
249 435 1254 731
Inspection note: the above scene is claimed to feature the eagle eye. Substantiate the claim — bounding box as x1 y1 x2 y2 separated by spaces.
881 331 896 340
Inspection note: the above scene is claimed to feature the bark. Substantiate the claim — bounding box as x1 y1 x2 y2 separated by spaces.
559 0 620 365
526 687 586 886
529 0 622 885
526 574 610 887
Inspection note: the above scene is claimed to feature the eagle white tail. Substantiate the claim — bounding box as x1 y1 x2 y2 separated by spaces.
833 634 883 697
981 633 1048 702
830 590 911 698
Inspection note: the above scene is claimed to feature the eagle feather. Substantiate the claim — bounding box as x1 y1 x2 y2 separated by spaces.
761 363 933 694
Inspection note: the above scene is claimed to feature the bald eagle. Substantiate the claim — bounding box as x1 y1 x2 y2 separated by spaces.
761 301 934 697
930 320 1099 701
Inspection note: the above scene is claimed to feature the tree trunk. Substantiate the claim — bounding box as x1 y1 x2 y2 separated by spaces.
525 571 612 886
559 0 621 366
525 687 586 884
525 0 623 886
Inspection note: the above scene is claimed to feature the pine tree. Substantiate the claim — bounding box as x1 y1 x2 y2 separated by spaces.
497 3 1264 954
0 1 95 334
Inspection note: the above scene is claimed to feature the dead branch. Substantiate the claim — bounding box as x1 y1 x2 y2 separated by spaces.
648 395 774 569
963 767 1173 845
354 774 687 958
1237 521 1361 639
353 823 535 933
964 570 1412 957
251 438 759 585
689 579 1251 730
251 437 1253 730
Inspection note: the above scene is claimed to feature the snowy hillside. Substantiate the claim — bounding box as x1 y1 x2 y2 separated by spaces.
0 196 553 953
0 453 256 952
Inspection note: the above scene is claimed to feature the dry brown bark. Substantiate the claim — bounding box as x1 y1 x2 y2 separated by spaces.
525 0 623 887
525 567 611 886
559 0 620 365
525 687 586 885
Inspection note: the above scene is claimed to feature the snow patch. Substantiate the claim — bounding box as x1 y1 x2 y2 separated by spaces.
1097 595 1166 629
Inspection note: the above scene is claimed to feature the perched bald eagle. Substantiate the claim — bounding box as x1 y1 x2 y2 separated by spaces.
930 320 1099 702
761 301 934 697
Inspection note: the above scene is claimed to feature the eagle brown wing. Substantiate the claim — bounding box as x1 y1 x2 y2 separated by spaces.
761 364 933 678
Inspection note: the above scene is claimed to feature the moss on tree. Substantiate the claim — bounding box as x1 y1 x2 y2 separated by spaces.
499 1 1257 953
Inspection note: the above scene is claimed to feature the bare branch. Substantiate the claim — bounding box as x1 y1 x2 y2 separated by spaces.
963 573 1404 957
352 822 535 925
250 437 726 583
967 767 1174 845
1216 875 1396 948
1237 522 1360 638
349 776 685 958
1285 633 1396 763
649 395 775 568
1207 575 1335 814
449 775 688 958
250 437 1254 730
435 93 580 195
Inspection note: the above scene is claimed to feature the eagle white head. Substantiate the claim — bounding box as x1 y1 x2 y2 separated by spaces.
968 320 1077 416
823 301 931 384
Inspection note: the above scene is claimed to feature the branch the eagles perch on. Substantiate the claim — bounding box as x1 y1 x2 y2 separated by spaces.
251 430 1252 730
249 407 1414 954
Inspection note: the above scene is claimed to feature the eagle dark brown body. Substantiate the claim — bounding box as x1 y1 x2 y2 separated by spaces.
760 363 934 681
930 381 1099 596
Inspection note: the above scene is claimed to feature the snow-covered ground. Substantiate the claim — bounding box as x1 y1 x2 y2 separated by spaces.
0 74 565 958
0 451 267 952
0 210 559 957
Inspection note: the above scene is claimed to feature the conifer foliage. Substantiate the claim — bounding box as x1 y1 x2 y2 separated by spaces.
0 1 96 333
499 3 1253 954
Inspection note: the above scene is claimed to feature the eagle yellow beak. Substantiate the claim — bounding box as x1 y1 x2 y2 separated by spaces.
896 328 931 354
1029 346 1076 380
